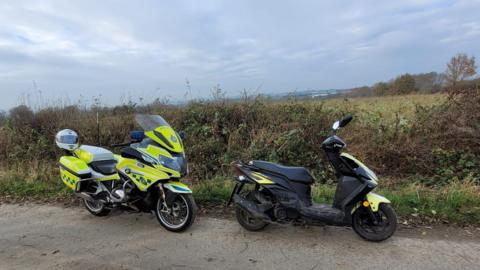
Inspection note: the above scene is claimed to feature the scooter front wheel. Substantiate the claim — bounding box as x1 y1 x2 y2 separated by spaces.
352 203 397 242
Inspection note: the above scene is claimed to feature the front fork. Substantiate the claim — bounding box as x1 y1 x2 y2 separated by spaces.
158 183 171 213
354 193 392 225
226 182 244 206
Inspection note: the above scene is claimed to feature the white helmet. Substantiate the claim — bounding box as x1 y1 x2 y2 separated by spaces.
55 129 79 151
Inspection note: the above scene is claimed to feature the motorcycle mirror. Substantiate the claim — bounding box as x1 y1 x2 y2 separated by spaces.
332 121 340 130
178 130 186 140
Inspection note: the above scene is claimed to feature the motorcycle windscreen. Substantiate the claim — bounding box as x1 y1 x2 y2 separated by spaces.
135 114 171 131
136 114 184 153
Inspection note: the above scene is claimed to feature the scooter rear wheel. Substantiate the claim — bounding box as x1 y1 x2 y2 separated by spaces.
235 192 269 231
235 205 269 231
352 203 397 242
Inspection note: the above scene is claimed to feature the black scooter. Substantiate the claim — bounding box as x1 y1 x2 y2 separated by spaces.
227 115 397 241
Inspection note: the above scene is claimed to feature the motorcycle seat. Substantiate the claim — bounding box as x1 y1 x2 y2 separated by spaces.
75 145 117 175
90 159 117 175
250 160 314 184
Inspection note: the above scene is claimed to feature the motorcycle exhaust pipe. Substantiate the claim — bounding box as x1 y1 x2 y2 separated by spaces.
74 192 95 202
233 194 269 220
75 192 108 204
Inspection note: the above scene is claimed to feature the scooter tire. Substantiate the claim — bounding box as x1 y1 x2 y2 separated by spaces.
235 205 269 231
352 203 397 242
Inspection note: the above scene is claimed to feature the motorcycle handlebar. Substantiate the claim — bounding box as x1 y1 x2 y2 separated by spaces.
111 142 131 148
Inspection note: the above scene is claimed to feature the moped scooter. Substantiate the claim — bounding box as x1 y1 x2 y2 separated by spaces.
227 115 397 241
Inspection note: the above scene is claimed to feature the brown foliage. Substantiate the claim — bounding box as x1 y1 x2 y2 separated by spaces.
445 53 477 93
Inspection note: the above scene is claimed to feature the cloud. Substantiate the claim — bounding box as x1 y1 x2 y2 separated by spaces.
0 0 479 109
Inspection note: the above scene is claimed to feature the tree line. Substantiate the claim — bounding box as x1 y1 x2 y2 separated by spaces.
347 53 477 97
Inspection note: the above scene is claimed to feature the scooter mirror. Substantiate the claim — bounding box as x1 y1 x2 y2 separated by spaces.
332 121 340 130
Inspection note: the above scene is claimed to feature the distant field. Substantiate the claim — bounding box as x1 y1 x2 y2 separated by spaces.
323 93 446 118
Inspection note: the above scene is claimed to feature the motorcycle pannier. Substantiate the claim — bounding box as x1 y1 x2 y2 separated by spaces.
59 156 92 190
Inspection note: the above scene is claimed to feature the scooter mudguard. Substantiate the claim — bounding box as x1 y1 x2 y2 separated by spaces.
352 192 391 214
352 192 391 213
366 193 391 212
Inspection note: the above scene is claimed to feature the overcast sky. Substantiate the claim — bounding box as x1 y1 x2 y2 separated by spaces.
0 0 479 110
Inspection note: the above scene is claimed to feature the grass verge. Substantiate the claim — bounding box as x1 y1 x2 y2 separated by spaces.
1 174 479 224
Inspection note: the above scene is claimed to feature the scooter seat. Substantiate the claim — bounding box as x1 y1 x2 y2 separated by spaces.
250 160 314 184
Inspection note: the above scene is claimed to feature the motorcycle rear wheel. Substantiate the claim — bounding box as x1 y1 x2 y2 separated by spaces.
83 199 111 217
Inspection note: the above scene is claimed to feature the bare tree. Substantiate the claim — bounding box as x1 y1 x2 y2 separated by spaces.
445 53 477 87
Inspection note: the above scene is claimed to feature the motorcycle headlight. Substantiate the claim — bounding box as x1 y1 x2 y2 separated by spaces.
159 155 181 172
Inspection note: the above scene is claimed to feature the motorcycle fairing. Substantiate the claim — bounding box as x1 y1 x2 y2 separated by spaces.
135 114 184 154
115 155 171 191
134 144 182 178
145 126 183 154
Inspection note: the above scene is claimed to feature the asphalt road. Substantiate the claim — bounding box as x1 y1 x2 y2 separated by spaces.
0 203 479 270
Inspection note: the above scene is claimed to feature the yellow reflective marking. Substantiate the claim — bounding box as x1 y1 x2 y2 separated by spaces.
250 172 274 184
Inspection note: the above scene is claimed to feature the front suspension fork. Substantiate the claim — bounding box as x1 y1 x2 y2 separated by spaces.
226 182 244 206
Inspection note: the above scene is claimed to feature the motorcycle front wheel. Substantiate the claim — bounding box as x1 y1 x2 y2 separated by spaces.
155 194 197 232
352 203 397 242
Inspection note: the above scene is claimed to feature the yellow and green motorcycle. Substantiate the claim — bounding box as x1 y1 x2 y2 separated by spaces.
57 114 196 232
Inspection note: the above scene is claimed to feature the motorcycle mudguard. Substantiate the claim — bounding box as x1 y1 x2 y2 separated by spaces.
163 182 192 194
161 182 192 207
